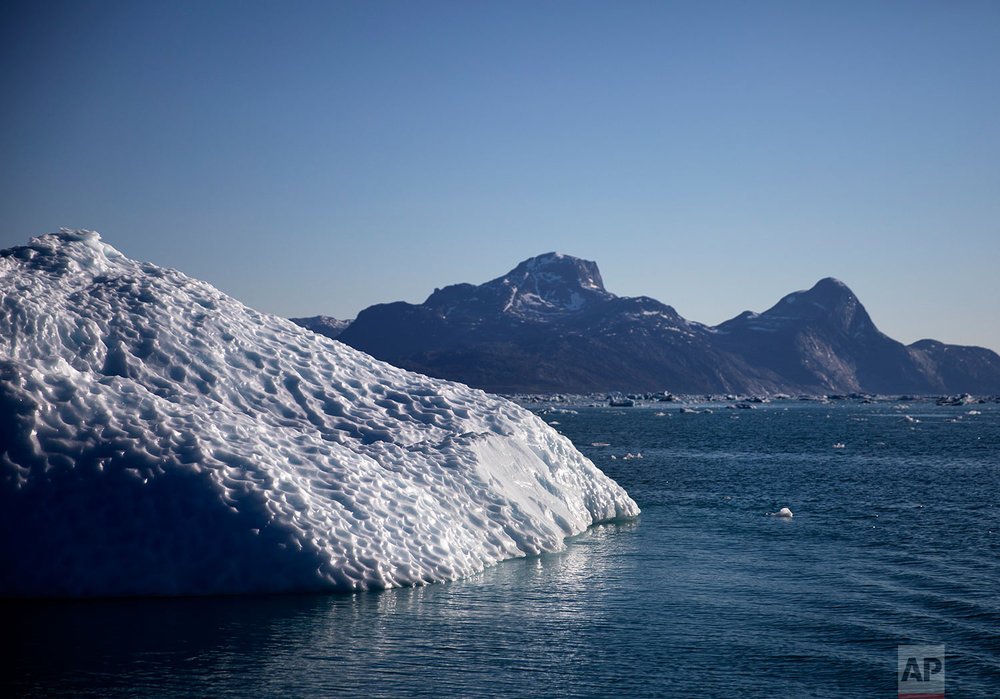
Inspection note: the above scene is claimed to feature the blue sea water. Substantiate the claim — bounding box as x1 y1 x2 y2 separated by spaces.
7 399 1000 697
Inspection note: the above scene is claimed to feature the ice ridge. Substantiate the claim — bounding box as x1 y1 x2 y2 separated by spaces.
0 230 639 597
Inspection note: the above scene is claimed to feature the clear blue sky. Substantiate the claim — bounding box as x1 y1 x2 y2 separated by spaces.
3 1 998 351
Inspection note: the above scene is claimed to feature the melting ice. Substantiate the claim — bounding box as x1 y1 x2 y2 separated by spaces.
0 230 638 597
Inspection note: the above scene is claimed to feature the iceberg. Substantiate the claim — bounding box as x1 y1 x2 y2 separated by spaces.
0 231 639 598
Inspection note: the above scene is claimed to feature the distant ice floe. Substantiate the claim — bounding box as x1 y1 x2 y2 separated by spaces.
0 230 639 598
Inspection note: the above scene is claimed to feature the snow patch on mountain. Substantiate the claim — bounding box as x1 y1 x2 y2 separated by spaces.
0 230 638 598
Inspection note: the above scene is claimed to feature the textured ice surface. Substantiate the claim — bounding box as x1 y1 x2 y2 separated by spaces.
0 231 639 598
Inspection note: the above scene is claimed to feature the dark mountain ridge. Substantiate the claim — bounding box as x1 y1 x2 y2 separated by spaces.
712 277 932 394
296 253 1000 395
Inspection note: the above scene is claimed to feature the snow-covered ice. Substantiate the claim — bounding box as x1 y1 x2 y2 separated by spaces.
0 230 639 597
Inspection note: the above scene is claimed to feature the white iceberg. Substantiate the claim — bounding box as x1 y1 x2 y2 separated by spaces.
0 231 638 597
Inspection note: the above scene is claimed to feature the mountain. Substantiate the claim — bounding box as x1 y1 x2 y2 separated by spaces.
308 253 1000 395
712 278 929 394
713 278 1000 395
289 315 352 339
907 339 1000 394
0 232 637 597
329 253 763 394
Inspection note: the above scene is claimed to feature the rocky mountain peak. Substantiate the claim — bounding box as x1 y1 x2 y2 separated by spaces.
483 252 612 317
509 252 606 292
762 278 871 333
713 277 877 339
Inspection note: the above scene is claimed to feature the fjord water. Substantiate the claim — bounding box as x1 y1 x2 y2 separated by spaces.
9 400 999 697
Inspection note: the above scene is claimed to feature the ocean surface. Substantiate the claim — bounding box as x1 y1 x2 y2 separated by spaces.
8 398 999 697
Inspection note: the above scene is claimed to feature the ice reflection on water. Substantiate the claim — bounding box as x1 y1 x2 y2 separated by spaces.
9 521 646 698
